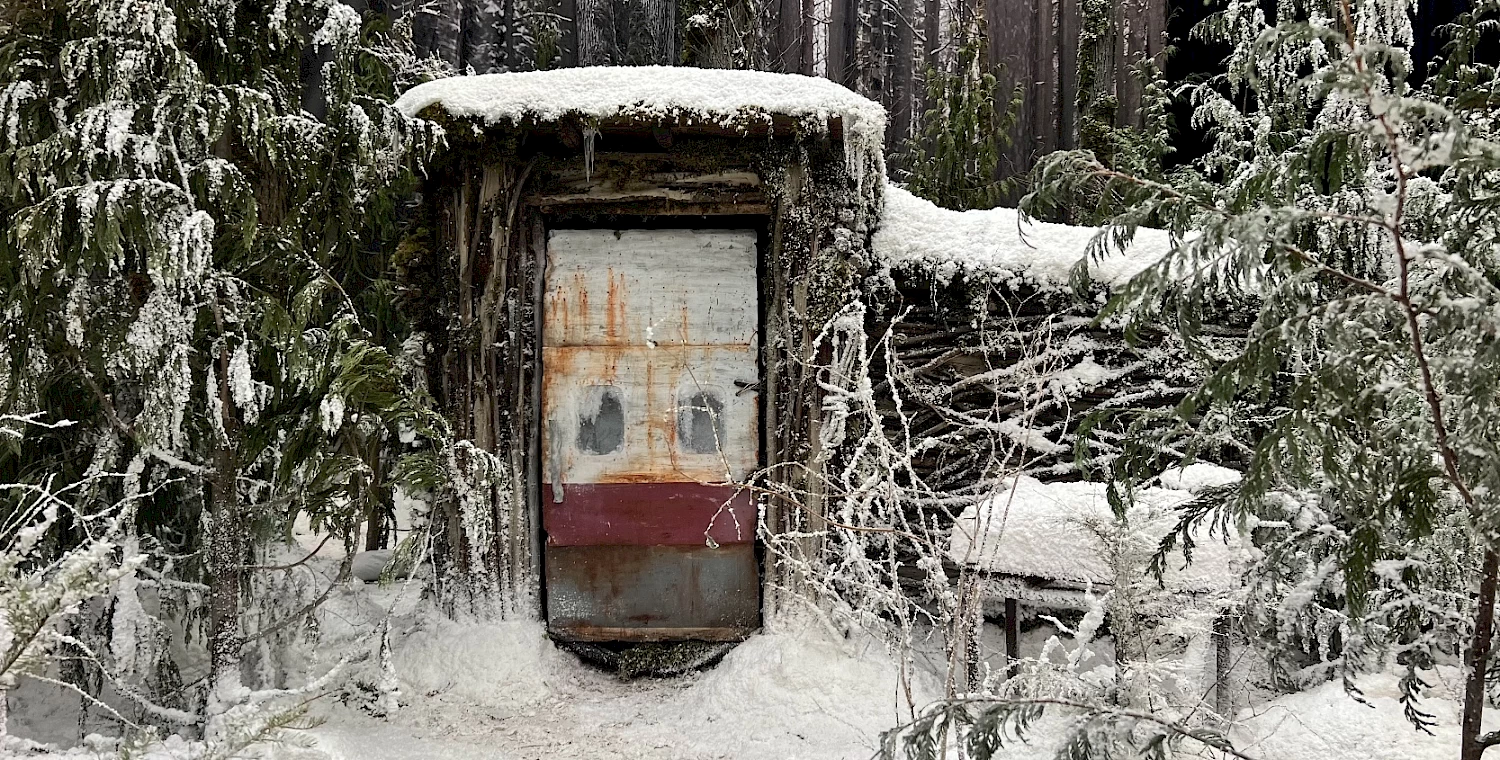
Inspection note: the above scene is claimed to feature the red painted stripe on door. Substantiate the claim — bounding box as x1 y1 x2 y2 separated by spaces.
544 482 756 546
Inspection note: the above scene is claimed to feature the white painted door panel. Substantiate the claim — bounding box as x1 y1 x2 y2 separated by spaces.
543 229 760 487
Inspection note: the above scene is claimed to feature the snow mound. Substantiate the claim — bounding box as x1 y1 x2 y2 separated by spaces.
1233 671 1484 760
668 630 940 757
393 617 567 708
874 184 1174 288
395 67 887 153
1159 462 1242 492
949 475 1240 592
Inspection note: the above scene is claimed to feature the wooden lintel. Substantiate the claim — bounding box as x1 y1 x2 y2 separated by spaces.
528 196 770 216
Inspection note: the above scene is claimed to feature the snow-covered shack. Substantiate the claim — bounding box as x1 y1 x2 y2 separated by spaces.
394 66 1235 649
394 67 888 642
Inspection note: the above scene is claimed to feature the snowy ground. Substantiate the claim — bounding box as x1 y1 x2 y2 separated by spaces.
304 607 1486 760
310 622 936 760
6 554 1487 760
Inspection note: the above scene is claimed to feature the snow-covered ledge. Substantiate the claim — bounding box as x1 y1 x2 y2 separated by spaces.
395 66 888 157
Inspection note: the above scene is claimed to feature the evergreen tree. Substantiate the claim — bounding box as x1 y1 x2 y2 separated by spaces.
0 0 440 711
1011 0 1500 758
880 0 1500 757
899 23 1019 211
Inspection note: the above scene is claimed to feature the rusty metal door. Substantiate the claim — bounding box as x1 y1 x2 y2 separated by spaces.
542 228 761 641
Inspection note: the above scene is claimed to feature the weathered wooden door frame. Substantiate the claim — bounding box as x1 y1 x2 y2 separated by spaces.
530 212 772 640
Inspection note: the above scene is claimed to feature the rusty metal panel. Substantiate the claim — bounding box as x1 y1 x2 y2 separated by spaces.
544 483 756 546
545 544 760 640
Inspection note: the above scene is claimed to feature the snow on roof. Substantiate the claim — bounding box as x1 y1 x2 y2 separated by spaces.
949 475 1242 593
874 184 1175 289
394 67 888 153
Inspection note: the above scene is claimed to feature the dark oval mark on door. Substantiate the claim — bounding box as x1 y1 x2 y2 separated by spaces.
678 390 725 455
579 386 625 455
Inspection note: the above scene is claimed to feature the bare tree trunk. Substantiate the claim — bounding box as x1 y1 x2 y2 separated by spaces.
559 0 580 65
920 0 941 117
576 0 616 63
576 0 674 65
1462 548 1499 760
624 0 675 64
208 433 243 679
1213 610 1232 717
434 0 465 67
777 0 802 71
826 0 858 84
799 0 815 73
887 0 915 163
921 0 938 61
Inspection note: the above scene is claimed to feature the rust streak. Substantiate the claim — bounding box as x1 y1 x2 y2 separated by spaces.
604 267 621 341
574 270 589 344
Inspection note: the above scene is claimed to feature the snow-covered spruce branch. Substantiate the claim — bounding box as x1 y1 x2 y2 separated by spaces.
0 474 146 735
878 696 1266 760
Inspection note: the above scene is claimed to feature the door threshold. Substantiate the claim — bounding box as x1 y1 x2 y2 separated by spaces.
548 625 759 643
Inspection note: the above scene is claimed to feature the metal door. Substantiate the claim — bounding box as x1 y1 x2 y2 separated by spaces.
542 228 761 641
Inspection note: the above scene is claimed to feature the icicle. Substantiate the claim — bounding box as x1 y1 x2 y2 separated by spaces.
582 122 599 181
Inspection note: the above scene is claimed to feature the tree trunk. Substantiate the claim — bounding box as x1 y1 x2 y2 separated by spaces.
777 0 802 72
1213 610 1232 717
826 0 858 85
576 0 616 64
1462 548 1499 760
798 0 815 74
625 0 675 65
559 0 580 66
920 0 940 122
886 0 915 163
433 0 465 67
207 440 243 679
466 0 503 72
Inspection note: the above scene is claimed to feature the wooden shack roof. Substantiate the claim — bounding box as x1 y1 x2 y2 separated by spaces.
394 66 888 151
